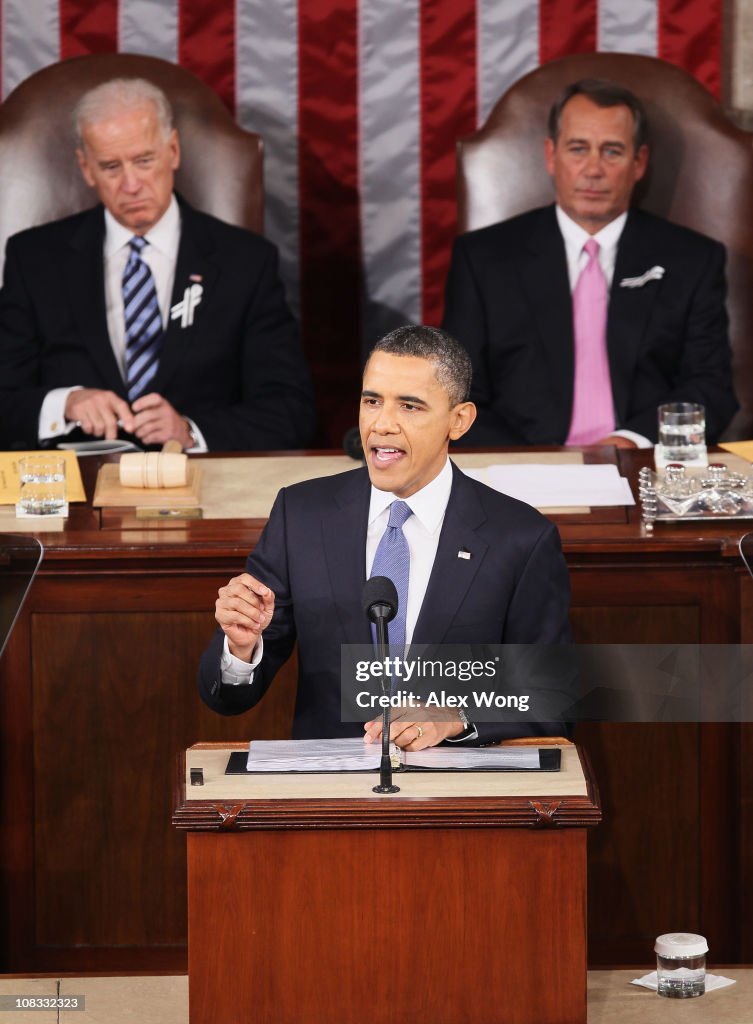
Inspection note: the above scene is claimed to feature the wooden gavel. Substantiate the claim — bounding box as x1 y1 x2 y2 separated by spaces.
119 440 188 488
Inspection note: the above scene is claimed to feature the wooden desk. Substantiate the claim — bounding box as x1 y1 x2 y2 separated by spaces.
175 744 600 1024
0 449 751 972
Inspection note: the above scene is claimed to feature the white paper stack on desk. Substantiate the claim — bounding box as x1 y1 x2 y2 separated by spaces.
465 463 635 508
237 737 553 773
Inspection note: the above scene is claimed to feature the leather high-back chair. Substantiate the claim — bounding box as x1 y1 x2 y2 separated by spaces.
0 53 263 261
457 53 753 439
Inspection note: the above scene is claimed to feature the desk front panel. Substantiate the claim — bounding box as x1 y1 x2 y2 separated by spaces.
187 827 587 1024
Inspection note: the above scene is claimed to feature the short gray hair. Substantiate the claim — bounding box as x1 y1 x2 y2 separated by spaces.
370 325 472 406
73 78 174 148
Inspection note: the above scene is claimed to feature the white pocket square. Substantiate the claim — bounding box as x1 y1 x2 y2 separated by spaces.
619 265 665 289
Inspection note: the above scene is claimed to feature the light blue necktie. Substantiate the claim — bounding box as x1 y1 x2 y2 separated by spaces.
370 500 413 654
123 236 163 402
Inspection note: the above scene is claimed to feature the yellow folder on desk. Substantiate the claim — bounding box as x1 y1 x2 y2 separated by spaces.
0 450 87 504
719 441 753 463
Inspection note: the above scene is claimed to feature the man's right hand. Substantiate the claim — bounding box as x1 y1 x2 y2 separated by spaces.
215 573 275 662
65 389 135 439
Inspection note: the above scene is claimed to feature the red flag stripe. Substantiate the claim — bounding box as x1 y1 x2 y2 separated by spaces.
298 0 361 444
539 0 598 64
658 0 722 100
419 0 477 326
178 0 236 115
59 0 117 60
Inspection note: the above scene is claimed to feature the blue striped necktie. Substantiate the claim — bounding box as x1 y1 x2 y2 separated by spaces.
370 500 413 654
123 236 163 402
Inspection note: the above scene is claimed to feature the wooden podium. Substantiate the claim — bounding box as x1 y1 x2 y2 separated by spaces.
174 743 601 1024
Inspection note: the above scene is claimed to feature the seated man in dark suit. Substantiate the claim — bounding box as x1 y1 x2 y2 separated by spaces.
0 77 315 451
442 78 738 449
199 325 571 747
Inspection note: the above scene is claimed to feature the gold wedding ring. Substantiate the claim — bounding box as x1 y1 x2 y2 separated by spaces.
415 725 424 739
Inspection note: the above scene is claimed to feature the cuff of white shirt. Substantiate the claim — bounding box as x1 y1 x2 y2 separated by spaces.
38 386 83 441
612 428 653 449
185 417 209 453
220 633 264 685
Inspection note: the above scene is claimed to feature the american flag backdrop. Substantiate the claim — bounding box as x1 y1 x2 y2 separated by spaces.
0 0 723 441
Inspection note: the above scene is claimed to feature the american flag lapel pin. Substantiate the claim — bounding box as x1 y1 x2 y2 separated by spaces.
457 549 471 560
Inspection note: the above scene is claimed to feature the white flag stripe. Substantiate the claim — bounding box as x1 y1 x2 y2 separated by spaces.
598 0 658 55
119 0 178 64
2 0 59 99
237 0 300 314
477 0 540 125
359 0 422 344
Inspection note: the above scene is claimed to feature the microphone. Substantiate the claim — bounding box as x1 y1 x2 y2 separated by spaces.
343 426 364 461
361 576 400 794
362 575 397 629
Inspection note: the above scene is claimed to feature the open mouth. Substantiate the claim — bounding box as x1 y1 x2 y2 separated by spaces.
371 445 405 466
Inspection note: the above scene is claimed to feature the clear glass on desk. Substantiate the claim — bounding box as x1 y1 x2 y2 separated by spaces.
656 402 706 467
16 455 67 516
655 932 707 998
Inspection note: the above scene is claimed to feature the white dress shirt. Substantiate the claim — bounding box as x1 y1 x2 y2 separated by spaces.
222 460 455 683
38 195 206 450
103 195 180 375
555 205 651 449
365 457 453 644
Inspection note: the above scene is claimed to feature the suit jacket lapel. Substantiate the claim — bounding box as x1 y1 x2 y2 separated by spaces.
64 206 124 394
412 465 488 646
151 200 221 395
520 207 575 435
321 469 372 645
608 210 662 423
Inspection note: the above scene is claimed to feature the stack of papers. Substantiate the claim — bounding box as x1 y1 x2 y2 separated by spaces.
465 463 634 508
247 739 386 773
243 737 547 773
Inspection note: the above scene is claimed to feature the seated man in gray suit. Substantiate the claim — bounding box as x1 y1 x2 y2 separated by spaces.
199 325 571 746
0 77 315 451
443 78 738 449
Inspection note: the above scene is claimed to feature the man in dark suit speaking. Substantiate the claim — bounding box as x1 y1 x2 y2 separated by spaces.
0 77 314 451
443 78 738 449
199 325 570 747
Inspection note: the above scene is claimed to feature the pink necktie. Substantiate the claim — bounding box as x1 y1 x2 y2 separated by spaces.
566 238 615 446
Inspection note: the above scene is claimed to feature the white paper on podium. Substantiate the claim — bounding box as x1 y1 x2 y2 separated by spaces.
464 463 635 508
245 737 543 773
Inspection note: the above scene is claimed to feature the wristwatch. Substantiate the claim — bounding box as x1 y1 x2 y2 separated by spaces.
452 706 477 741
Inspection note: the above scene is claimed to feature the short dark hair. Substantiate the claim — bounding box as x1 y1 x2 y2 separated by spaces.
369 325 472 406
547 78 648 153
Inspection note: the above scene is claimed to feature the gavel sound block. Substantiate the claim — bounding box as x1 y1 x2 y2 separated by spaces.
93 441 202 509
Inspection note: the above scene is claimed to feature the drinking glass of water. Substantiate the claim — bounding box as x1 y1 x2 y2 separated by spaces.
656 403 706 467
16 455 67 516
